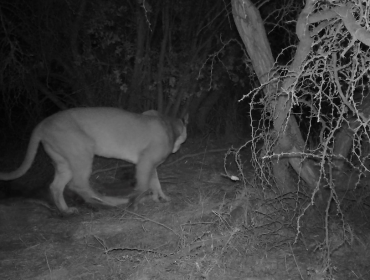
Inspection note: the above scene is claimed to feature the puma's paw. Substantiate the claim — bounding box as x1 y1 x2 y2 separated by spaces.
159 194 171 202
62 207 79 215
151 194 160 202
152 192 171 202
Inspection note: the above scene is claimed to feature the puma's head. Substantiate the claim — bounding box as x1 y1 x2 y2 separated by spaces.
143 110 188 153
172 113 188 153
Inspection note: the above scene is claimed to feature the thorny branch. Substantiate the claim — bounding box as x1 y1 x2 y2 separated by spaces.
231 0 370 272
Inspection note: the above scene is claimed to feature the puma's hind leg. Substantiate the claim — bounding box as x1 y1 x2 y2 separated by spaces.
50 165 77 215
68 155 130 207
44 146 77 215
68 174 130 208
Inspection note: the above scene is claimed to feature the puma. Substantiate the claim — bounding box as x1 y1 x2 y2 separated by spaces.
0 107 188 214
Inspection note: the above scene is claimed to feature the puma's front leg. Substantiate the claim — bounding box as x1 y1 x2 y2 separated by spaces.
135 159 170 203
135 159 155 200
150 169 170 202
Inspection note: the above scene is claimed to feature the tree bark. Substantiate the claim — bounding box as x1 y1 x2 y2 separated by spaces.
69 0 94 106
156 3 169 113
231 0 274 84
128 4 147 111
333 93 370 170
271 0 321 193
232 0 320 194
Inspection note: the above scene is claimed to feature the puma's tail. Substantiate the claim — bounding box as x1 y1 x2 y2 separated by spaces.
0 126 42 181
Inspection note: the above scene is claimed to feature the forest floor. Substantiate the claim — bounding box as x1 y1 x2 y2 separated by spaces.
0 137 370 280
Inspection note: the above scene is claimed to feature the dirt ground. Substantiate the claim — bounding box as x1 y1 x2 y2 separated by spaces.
0 138 370 280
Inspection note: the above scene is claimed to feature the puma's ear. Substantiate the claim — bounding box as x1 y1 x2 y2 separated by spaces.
182 113 189 125
143 110 160 117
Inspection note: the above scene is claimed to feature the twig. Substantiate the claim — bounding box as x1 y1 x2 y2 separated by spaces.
175 234 232 258
91 148 229 174
93 235 168 256
91 163 132 176
106 246 168 256
289 242 305 280
120 209 180 238
165 148 229 166
44 251 52 277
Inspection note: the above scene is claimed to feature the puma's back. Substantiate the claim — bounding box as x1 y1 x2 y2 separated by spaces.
41 108 185 163
0 107 188 214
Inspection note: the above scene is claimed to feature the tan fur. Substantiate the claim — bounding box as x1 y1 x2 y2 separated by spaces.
0 107 188 214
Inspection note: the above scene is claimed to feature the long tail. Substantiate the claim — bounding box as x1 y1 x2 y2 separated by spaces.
0 126 42 180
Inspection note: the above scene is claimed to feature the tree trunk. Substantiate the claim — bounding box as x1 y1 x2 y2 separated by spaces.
231 0 274 85
156 3 169 113
333 93 370 170
232 0 320 194
69 0 94 106
128 5 146 111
